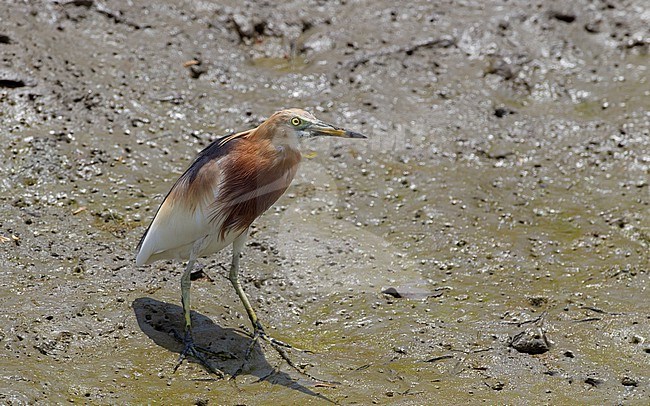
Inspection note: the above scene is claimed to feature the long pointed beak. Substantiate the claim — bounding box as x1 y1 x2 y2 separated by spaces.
308 120 367 139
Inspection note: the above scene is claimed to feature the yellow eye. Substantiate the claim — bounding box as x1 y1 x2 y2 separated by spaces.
290 117 302 126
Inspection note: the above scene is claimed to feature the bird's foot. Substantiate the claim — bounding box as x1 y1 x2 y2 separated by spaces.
172 330 233 377
232 322 333 384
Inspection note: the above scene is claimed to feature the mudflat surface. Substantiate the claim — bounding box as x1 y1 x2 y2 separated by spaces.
1 0 648 404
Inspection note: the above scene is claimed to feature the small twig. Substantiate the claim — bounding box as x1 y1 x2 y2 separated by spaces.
469 347 493 354
424 354 454 363
72 206 87 215
502 314 543 327
112 264 128 272
575 317 601 323
580 306 607 314
155 95 185 104
345 36 456 70
425 346 493 364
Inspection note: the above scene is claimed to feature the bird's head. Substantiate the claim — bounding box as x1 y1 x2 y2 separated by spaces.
256 108 366 148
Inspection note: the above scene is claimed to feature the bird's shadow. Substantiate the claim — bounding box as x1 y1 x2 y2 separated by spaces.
132 297 332 401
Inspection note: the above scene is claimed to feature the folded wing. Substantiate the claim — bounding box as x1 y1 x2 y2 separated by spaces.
135 137 238 265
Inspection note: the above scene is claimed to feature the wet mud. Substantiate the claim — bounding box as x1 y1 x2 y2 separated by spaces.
1 0 648 404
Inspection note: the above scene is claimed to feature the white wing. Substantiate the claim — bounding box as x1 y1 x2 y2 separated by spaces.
135 153 228 265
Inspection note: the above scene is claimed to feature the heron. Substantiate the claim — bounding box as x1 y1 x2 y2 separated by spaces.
135 108 366 377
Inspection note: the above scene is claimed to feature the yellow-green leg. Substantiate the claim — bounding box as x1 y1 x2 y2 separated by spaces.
173 245 225 376
229 232 317 380
180 256 195 335
228 233 264 334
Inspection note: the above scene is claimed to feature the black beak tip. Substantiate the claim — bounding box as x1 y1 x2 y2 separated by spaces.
346 130 367 139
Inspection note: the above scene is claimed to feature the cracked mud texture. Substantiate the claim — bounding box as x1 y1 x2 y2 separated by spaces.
1 0 649 404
